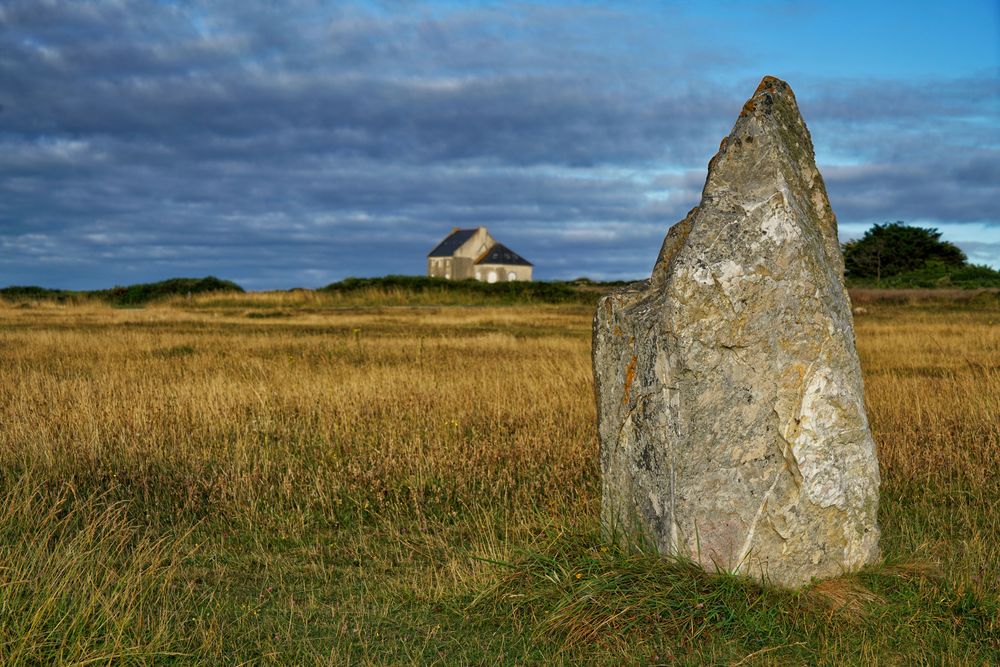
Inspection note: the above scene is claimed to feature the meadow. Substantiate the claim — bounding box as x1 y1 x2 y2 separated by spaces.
0 289 997 664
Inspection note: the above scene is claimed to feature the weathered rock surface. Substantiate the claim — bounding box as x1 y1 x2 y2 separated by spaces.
593 76 880 587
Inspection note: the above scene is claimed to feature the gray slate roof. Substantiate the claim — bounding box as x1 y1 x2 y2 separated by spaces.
428 229 477 257
476 243 532 266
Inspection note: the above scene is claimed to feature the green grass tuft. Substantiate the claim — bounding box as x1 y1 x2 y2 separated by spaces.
0 480 197 664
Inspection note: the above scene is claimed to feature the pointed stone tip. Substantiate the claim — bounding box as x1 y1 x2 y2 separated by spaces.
755 75 790 95
707 76 803 181
739 75 795 119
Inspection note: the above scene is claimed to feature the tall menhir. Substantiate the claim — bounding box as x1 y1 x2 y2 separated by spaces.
593 77 881 587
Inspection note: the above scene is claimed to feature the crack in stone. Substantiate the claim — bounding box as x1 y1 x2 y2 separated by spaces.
735 462 784 573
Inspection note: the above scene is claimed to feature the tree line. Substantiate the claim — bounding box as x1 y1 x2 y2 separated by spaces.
842 222 999 288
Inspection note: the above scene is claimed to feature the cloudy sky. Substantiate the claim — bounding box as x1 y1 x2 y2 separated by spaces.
2 0 998 289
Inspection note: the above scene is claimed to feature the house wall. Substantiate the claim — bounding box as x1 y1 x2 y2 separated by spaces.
427 257 451 278
474 263 533 283
427 256 481 279
451 257 475 280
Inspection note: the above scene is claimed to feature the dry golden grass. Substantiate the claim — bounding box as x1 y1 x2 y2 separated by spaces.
0 295 997 663
861 307 1000 489
849 287 999 306
1 301 593 518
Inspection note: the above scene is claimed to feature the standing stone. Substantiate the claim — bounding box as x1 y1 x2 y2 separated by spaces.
593 76 880 587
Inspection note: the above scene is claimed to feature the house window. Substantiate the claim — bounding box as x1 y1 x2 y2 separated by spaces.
487 270 497 283
475 271 481 280
507 272 517 282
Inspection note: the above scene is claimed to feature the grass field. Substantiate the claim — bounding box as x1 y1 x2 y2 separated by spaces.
0 290 997 664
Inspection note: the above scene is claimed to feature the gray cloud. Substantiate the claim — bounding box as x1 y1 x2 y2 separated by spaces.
822 151 1000 224
1 1 997 289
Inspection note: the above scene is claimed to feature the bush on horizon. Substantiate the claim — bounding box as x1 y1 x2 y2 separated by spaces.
0 276 244 305
321 275 628 304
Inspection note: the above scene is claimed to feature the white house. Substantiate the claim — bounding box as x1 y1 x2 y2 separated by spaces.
427 227 533 282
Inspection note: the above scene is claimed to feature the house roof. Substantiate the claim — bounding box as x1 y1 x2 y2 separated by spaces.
476 243 532 266
428 228 478 257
